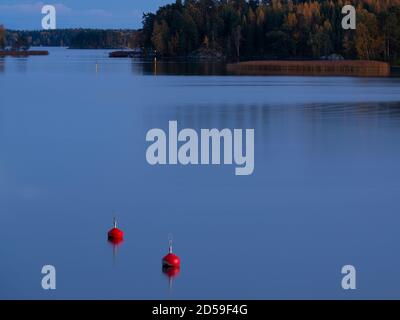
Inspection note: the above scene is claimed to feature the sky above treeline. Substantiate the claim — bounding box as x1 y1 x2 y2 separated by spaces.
0 0 173 30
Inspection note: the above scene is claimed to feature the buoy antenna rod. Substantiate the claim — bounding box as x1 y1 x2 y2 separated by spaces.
168 233 173 253
113 217 117 228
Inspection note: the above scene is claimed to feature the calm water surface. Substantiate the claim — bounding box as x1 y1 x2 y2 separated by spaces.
1 48 400 299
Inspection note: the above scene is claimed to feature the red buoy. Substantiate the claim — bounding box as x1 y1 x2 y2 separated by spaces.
108 217 124 241
162 237 180 268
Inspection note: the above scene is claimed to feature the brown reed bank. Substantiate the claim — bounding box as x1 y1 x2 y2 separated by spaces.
227 60 391 77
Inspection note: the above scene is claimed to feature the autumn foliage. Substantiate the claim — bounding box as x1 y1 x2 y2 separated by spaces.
141 0 400 64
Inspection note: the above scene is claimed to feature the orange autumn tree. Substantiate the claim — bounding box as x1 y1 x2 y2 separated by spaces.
0 25 5 49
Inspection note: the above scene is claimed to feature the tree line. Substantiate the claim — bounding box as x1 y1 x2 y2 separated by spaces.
139 0 400 63
0 28 138 50
2 1 400 64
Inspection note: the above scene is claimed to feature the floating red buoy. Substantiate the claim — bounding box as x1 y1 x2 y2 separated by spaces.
163 253 180 268
108 217 124 241
162 237 180 268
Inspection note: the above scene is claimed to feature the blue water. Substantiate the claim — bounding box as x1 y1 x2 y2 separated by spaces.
1 48 400 299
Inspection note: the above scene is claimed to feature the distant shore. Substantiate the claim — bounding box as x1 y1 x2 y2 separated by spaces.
109 50 141 58
0 50 49 57
227 60 391 77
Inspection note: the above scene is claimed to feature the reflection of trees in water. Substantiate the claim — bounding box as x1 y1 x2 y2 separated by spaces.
15 58 28 74
143 103 270 150
130 58 144 75
303 102 400 122
131 59 227 76
0 57 29 74
299 102 400 151
142 101 400 156
144 102 400 129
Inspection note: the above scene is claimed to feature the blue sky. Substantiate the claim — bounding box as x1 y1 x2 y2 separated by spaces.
0 0 173 30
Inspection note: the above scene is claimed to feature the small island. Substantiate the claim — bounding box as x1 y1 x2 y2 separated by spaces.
135 0 399 77
0 24 48 56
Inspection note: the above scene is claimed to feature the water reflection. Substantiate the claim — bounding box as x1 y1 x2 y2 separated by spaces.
143 103 269 134
108 238 123 246
302 102 400 120
142 101 400 158
162 266 180 294
0 57 29 74
0 58 4 73
15 58 28 74
131 59 227 76
144 101 400 127
108 238 123 265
